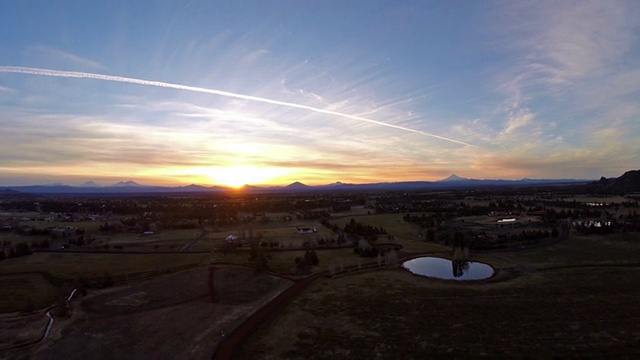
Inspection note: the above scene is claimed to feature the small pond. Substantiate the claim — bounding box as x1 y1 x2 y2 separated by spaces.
402 257 494 281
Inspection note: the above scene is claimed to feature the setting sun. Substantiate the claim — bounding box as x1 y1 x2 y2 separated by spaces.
202 165 292 188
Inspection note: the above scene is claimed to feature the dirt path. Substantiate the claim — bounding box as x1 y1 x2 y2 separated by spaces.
181 227 209 252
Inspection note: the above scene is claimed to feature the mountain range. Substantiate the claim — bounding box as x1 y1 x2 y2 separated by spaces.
0 174 599 195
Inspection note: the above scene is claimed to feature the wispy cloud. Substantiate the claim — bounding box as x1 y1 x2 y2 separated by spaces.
29 45 104 70
456 0 640 178
0 65 476 147
495 0 637 84
0 101 468 185
1 2 637 185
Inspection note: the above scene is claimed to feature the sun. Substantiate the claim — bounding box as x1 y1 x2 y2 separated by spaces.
204 165 291 188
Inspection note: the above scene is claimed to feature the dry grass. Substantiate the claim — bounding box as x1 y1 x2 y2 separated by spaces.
0 312 49 350
0 252 209 313
0 273 60 313
8 267 294 360
0 252 208 281
99 228 201 244
209 248 368 275
238 233 640 359
239 266 640 359
501 233 640 268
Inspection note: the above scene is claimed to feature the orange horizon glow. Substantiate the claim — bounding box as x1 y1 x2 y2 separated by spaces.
1 160 544 187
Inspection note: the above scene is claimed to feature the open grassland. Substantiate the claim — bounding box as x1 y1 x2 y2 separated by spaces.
238 234 640 358
2 224 202 252
0 231 50 246
259 226 335 244
209 248 366 275
0 252 207 281
502 233 640 268
330 205 371 217
333 213 449 252
0 273 60 313
334 213 419 239
90 228 203 252
240 267 640 359
192 220 335 251
0 252 208 313
23 220 101 233
98 228 201 245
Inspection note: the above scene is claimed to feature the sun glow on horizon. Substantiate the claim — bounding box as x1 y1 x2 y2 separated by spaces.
198 165 293 188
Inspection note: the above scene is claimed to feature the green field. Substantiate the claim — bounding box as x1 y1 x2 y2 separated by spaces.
333 213 448 252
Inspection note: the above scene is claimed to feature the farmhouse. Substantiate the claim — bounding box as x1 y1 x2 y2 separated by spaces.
297 227 317 234
225 235 239 242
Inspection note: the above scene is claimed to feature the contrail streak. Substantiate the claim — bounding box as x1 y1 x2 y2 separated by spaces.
0 65 475 147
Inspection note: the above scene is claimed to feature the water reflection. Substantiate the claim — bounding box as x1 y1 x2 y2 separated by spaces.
452 259 470 278
402 257 494 281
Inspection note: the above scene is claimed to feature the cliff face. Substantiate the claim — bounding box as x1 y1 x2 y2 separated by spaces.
593 170 640 193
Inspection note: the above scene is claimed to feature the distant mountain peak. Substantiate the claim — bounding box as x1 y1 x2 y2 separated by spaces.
286 181 309 188
440 174 468 182
112 180 142 187
0 188 21 195
327 181 348 186
81 181 100 187
181 184 205 189
43 182 67 187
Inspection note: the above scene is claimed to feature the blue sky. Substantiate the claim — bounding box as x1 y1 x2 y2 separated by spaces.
0 0 638 186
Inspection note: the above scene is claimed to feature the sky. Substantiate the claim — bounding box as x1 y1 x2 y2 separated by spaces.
0 0 639 187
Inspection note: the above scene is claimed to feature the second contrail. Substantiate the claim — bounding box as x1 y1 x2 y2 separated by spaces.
0 65 475 147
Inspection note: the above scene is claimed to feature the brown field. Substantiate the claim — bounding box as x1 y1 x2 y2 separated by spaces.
7 266 293 360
